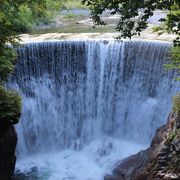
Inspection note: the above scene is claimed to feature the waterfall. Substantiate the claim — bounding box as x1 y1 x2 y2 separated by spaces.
10 40 179 180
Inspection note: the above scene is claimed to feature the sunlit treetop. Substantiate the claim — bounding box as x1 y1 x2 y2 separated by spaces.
0 0 56 84
0 0 61 82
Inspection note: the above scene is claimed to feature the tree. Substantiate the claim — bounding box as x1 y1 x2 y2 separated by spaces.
82 0 180 73
0 0 61 126
82 0 179 41
0 0 67 126
0 86 21 127
0 0 62 33
0 0 22 127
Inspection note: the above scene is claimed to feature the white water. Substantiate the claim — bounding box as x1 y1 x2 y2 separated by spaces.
10 40 179 179
15 138 145 180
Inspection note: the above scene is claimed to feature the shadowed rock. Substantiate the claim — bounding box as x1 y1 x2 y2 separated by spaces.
106 113 180 180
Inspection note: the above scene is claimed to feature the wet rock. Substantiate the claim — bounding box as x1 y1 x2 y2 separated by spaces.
0 126 17 180
112 149 150 180
157 152 168 157
158 160 168 166
107 112 180 180
154 164 165 171
104 175 121 180
164 173 180 179
155 172 165 178
158 156 171 161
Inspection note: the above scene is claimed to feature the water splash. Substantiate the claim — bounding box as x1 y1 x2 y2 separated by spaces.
10 40 179 179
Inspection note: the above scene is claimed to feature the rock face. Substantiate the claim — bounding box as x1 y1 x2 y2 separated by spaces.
105 112 180 180
0 123 18 180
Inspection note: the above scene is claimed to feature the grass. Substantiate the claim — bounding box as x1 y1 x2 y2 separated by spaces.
152 24 167 35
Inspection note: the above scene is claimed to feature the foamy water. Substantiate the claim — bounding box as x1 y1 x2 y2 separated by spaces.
9 40 179 179
15 137 145 180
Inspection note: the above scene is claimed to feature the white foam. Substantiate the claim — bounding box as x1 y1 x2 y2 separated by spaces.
11 40 179 179
15 137 146 180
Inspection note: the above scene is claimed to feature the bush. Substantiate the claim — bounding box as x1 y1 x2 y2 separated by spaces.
61 0 86 10
173 93 180 113
0 86 21 125
0 47 17 83
15 5 34 32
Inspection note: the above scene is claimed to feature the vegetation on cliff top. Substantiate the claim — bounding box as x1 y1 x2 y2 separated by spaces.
173 93 180 112
0 86 21 126
0 0 83 33
0 0 83 122
0 1 20 126
0 1 83 125
0 0 65 126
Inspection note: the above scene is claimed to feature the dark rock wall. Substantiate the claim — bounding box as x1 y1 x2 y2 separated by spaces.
0 125 18 180
105 112 180 180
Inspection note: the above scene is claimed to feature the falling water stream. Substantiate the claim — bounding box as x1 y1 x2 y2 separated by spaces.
10 40 179 180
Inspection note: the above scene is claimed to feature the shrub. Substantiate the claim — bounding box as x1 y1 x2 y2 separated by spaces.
173 93 180 113
0 47 17 83
0 86 21 125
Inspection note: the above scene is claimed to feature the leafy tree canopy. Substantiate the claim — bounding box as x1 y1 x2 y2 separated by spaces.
0 85 21 126
0 0 66 125
0 0 61 125
0 0 63 83
82 0 180 44
82 0 180 75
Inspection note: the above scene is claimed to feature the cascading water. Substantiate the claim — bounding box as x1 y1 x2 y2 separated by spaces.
10 40 179 180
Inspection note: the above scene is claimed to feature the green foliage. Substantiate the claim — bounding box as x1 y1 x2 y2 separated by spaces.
0 48 17 83
0 0 65 33
82 0 180 39
0 0 59 125
0 1 20 45
82 0 180 76
0 1 85 33
62 0 86 10
152 24 166 33
0 0 64 83
15 5 34 32
0 0 21 83
0 86 21 125
0 1 23 125
173 93 180 113
15 1 85 32
164 46 180 78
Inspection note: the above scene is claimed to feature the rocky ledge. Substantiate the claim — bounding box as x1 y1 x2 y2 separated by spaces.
0 113 20 180
105 112 180 180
